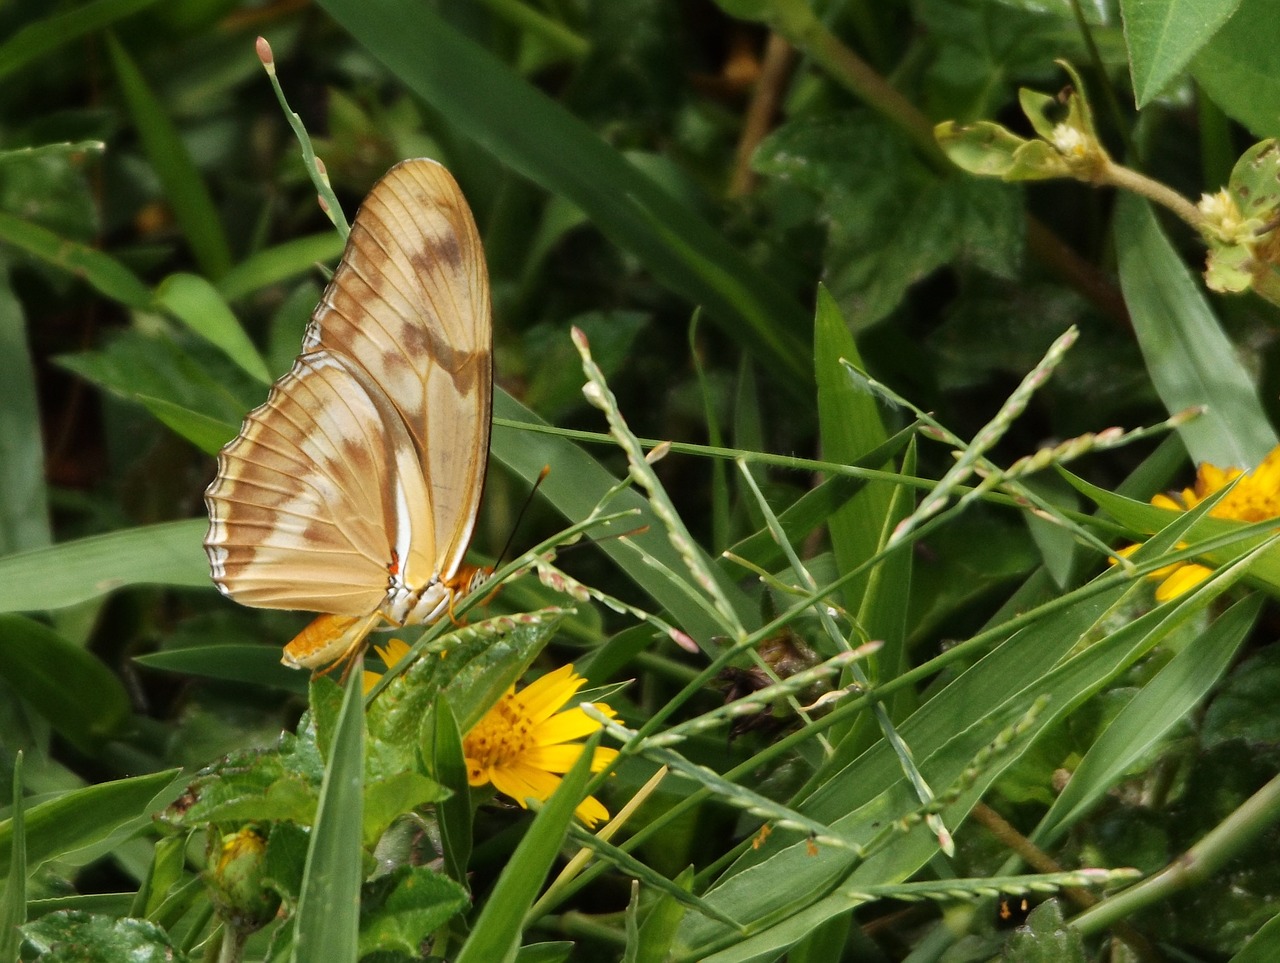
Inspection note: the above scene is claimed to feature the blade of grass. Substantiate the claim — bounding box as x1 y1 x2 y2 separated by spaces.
107 34 233 280
216 232 345 303
0 266 50 554
0 211 150 308
154 274 271 384
455 735 598 963
316 0 813 394
1033 591 1260 846
0 616 132 752
0 0 162 81
0 753 24 962
1115 194 1276 467
290 671 365 963
0 519 209 613
430 696 472 887
0 770 181 878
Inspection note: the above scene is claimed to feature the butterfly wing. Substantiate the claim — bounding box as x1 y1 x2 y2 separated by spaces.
205 349 435 614
205 158 491 618
303 159 492 590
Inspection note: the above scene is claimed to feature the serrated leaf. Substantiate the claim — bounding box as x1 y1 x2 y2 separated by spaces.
357 866 469 958
20 911 188 962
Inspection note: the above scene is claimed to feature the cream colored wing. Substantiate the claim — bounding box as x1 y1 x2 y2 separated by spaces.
205 349 435 615
303 159 492 586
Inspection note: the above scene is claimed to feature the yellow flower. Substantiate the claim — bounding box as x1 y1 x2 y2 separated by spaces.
1120 445 1280 601
463 664 619 828
362 638 413 694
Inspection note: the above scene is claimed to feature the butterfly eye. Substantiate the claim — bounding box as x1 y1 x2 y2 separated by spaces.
204 159 493 672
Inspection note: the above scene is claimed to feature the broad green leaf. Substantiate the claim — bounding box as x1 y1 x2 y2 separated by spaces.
0 770 181 878
216 232 345 303
454 734 597 963
1002 900 1085 962
0 519 209 613
1193 0 1280 138
154 274 271 384
1114 194 1276 467
1121 0 1242 106
291 672 364 963
0 0 162 81
1033 592 1261 844
20 912 187 962
0 211 150 308
107 35 233 280
0 264 50 554
357 866 469 958
317 0 813 392
0 616 132 752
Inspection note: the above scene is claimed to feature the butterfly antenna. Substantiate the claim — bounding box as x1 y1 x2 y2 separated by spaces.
493 464 551 573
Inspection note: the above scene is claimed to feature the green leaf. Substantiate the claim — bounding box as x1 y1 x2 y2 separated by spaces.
0 770 181 878
1114 194 1277 467
1002 900 1085 962
1229 906 1280 962
216 232 345 303
316 0 812 392
0 615 132 752
0 520 209 614
357 866 469 958
430 696 472 886
0 754 25 963
363 771 446 847
1033 593 1261 844
291 672 365 963
106 35 233 280
1193 0 1280 138
135 395 239 455
815 286 892 613
154 274 271 384
0 265 50 554
133 644 308 695
0 0 163 81
454 733 597 963
20 912 188 962
1122 0 1242 106
0 211 150 308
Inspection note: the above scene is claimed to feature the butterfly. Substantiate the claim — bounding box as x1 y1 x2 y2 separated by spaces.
204 158 492 670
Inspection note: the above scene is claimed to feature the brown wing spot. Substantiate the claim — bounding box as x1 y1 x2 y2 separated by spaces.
411 234 463 272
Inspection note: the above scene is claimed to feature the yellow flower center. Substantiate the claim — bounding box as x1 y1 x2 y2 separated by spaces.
464 695 534 771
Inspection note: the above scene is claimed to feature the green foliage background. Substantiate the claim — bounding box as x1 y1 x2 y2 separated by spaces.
2 0 1280 960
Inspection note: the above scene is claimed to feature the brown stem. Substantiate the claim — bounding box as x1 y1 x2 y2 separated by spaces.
729 33 797 198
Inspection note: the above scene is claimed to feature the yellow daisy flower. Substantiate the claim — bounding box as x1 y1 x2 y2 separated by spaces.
362 638 414 695
463 664 619 828
1120 444 1280 601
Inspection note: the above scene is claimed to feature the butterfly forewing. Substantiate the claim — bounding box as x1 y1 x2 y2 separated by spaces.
204 159 491 659
305 161 492 585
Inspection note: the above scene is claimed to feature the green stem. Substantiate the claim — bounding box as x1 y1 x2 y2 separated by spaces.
474 0 589 60
1102 161 1205 231
1073 770 1280 934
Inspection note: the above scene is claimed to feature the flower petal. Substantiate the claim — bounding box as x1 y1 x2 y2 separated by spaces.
491 761 561 808
516 665 584 724
532 704 613 746
1155 563 1213 601
574 794 609 828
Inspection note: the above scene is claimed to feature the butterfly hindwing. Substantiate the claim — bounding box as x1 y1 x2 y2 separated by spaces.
204 158 492 662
